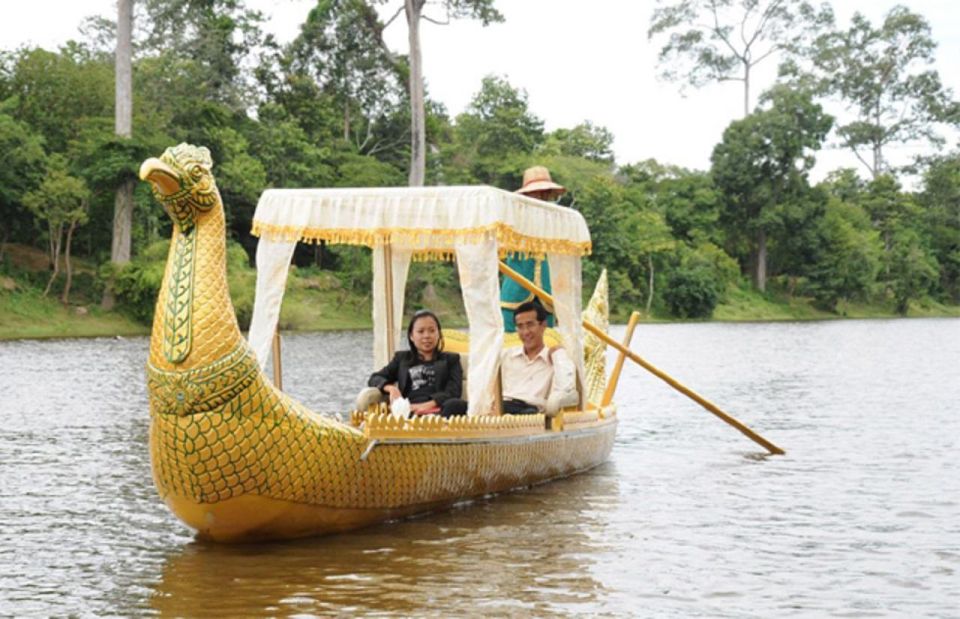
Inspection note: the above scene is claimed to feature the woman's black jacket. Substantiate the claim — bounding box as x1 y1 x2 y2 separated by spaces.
368 351 462 405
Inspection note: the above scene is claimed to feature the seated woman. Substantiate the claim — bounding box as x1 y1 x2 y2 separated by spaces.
368 309 468 418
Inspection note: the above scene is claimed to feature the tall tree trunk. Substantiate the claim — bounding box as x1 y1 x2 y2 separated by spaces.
872 103 882 178
61 219 78 305
44 224 63 297
405 0 426 186
743 63 751 117
645 254 655 313
112 0 134 260
755 228 768 292
104 0 134 310
111 180 135 261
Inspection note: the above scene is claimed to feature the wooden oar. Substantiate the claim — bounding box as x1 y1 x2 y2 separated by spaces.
498 260 786 456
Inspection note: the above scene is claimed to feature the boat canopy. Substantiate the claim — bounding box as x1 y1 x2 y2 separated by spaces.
247 185 591 415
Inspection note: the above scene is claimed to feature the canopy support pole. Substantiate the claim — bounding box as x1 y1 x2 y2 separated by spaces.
498 260 785 456
272 328 283 391
383 243 396 358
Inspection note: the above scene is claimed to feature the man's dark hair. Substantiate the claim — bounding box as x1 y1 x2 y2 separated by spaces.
514 300 549 323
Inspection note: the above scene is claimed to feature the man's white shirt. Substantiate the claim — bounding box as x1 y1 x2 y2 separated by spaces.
500 345 576 411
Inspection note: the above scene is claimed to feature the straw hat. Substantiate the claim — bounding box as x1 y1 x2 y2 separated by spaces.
516 166 566 198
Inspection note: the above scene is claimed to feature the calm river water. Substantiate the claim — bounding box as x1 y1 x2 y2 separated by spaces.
1 319 958 617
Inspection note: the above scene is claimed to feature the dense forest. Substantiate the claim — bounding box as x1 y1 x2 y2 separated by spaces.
1 0 958 336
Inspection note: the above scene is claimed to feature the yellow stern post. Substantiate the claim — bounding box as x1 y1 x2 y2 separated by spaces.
602 310 640 406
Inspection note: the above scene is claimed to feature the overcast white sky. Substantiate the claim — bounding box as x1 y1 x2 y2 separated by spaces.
2 0 958 180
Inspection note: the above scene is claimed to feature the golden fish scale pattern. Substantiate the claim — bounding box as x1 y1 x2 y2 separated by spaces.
151 368 364 505
149 208 241 371
144 147 616 515
150 356 615 508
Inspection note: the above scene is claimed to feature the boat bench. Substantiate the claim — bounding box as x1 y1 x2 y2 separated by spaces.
354 355 471 412
354 354 577 416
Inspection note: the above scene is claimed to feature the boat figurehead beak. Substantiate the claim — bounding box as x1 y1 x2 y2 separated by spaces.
139 157 181 198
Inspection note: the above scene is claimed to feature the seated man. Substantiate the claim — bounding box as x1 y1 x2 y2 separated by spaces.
500 301 577 415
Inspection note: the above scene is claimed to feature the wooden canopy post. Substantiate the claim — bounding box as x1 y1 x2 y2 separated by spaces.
383 242 396 359
272 328 283 391
498 260 785 456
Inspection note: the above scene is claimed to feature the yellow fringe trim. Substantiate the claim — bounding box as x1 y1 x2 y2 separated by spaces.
250 221 592 259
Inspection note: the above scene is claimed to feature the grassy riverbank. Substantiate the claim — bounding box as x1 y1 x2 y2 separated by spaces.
2 277 958 341
0 271 374 340
0 246 152 340
1 243 957 341
709 286 960 322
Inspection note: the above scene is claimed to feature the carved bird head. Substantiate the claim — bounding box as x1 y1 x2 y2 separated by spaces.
139 143 220 233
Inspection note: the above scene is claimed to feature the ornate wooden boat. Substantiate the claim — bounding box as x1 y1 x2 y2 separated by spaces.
140 143 627 542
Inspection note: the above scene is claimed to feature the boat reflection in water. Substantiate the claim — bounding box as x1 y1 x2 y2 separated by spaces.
150 463 619 616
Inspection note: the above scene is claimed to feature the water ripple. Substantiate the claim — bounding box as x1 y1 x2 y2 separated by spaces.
1 320 958 616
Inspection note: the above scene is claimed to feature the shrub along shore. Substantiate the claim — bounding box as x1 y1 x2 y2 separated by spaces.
2 243 956 342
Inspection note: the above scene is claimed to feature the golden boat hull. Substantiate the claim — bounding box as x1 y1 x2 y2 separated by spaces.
158 415 616 542
140 144 616 543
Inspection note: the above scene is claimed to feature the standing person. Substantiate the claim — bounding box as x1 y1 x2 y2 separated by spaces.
501 166 565 331
516 165 566 203
500 301 577 415
368 310 467 417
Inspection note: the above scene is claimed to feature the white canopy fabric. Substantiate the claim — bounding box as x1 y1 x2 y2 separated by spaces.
247 185 591 415
251 186 591 258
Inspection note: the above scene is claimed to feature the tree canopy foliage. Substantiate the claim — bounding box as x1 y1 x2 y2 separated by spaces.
780 5 960 178
0 0 957 321
648 0 834 115
711 86 833 290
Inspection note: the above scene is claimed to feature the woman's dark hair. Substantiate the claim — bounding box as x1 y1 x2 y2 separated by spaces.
406 309 444 360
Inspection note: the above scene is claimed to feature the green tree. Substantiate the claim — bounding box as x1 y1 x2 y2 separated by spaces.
6 46 113 153
446 75 544 186
661 238 739 319
257 71 341 146
204 124 267 242
0 113 46 250
375 0 503 185
648 0 833 115
861 174 913 256
633 209 677 312
765 186 828 285
22 157 91 303
646 167 722 244
858 175 938 311
68 124 161 260
711 86 832 290
888 227 938 314
285 0 406 154
541 121 615 163
575 174 665 312
783 6 960 178
140 0 266 109
251 103 334 189
820 167 865 203
803 197 881 310
919 154 960 302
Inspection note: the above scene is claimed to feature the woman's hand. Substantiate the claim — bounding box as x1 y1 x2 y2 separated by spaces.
383 384 402 402
410 400 440 415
